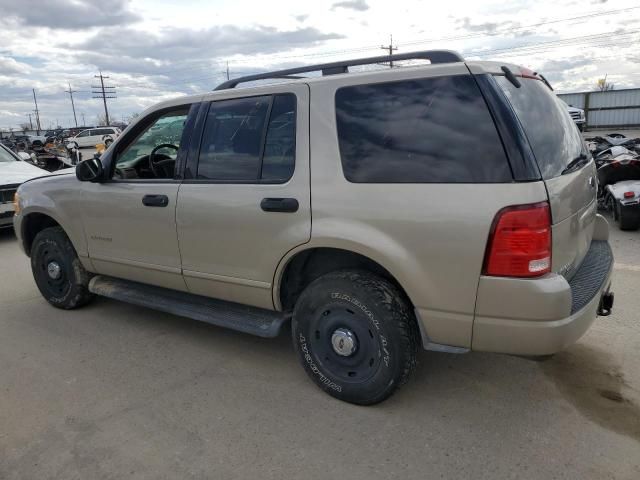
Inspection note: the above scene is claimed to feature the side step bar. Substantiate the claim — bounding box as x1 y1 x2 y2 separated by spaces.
88 275 288 338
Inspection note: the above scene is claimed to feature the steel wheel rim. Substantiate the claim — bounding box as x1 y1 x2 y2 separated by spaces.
37 246 70 297
307 304 383 384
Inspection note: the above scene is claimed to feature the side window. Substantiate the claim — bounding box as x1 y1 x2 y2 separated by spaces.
335 75 512 183
197 96 270 181
114 108 189 180
262 94 296 182
77 130 90 137
196 93 296 182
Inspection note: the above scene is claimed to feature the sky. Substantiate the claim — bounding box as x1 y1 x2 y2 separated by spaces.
0 0 639 130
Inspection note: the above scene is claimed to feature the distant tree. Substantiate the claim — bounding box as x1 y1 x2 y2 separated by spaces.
96 113 108 126
19 123 31 132
596 77 614 92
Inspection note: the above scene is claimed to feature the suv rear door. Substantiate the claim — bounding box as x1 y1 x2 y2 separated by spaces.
493 75 596 278
176 83 310 309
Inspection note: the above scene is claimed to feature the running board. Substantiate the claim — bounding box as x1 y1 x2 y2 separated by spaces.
88 275 287 338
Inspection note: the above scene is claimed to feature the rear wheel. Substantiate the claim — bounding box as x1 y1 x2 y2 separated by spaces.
292 270 419 405
31 226 94 309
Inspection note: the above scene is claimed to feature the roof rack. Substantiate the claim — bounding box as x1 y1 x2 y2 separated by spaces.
214 50 464 90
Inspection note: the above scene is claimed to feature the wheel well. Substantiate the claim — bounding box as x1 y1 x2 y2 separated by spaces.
22 213 61 256
279 247 412 313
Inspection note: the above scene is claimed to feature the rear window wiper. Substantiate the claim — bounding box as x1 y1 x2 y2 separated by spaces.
561 153 588 175
501 66 521 88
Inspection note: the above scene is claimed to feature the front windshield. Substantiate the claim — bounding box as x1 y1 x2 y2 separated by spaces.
0 145 17 163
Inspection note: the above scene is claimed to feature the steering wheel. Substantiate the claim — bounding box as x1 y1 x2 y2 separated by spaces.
149 143 179 178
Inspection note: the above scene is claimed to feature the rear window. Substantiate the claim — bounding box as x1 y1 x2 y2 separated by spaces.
495 77 584 179
335 75 512 183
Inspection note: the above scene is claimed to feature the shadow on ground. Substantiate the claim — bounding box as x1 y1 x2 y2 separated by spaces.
540 344 640 441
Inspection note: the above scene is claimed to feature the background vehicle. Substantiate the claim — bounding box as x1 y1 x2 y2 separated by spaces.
0 143 47 228
596 145 640 230
13 51 614 405
566 104 586 131
68 127 121 148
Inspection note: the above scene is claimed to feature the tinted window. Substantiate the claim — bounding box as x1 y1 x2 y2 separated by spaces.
198 96 270 180
335 75 511 183
197 94 296 182
495 77 584 179
262 94 296 182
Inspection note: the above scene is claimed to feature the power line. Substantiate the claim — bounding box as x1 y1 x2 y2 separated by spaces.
92 71 116 126
32 89 41 134
380 34 398 68
2 6 639 101
64 82 79 128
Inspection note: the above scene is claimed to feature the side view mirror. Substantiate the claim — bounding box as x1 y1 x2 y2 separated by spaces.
17 151 31 161
76 158 104 182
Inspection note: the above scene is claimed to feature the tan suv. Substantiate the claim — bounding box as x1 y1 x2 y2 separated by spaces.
13 51 614 405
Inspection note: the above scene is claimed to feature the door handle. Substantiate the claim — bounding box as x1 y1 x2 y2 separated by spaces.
260 197 299 213
142 194 169 207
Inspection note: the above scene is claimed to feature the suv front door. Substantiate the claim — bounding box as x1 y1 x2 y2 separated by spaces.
177 85 310 309
80 103 199 291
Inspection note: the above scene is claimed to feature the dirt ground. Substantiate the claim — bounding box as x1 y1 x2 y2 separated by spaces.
0 214 639 480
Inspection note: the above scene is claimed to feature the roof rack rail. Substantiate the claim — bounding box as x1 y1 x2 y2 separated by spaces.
214 50 464 90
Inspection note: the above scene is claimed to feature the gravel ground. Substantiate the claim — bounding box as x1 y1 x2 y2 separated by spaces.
0 215 639 480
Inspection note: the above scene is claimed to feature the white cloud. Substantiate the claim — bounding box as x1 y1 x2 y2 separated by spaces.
0 0 639 128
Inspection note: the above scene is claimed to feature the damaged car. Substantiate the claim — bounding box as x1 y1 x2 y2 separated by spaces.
0 143 47 229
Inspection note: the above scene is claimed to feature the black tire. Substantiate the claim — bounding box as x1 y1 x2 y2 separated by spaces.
292 270 419 405
618 203 640 231
104 137 113 147
30 226 94 309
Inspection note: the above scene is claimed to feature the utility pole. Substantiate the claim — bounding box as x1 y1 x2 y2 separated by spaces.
65 82 79 127
27 113 33 130
226 61 230 81
92 71 116 126
32 89 41 134
380 34 398 68
81 112 86 126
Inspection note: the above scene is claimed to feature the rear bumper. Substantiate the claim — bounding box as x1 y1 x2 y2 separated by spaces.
472 240 613 356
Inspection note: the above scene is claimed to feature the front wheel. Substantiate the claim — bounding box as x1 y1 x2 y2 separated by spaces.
31 226 94 309
292 270 419 405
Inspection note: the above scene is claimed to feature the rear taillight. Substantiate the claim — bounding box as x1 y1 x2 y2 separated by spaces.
483 202 552 278
623 191 635 199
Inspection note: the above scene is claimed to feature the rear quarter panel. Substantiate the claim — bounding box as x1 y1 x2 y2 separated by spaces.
307 68 549 348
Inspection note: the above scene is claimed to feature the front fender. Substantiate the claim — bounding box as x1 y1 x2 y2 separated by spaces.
18 175 90 262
